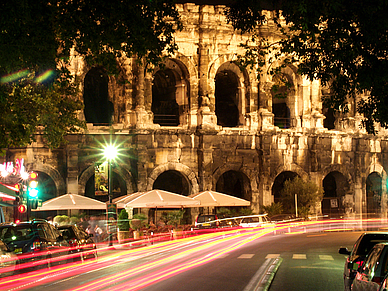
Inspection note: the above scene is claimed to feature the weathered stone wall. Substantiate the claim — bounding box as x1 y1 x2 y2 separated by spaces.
2 3 388 222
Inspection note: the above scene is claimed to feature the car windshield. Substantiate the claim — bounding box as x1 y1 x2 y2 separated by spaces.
59 227 76 239
356 234 388 256
197 216 215 223
0 225 35 243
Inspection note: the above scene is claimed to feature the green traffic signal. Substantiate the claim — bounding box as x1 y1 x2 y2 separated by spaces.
28 171 39 198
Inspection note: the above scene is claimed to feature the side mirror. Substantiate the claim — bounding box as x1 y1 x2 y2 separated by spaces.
339 247 351 255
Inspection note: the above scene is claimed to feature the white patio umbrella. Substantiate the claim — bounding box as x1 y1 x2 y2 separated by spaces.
33 193 107 211
112 192 143 208
123 190 200 208
189 191 251 207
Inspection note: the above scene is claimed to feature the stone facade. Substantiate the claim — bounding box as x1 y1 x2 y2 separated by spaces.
2 3 388 222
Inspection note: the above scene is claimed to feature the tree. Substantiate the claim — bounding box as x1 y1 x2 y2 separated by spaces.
0 0 181 151
225 0 388 134
118 209 130 232
280 176 323 218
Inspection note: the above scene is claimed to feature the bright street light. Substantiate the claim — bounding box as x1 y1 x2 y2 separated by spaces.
103 144 118 161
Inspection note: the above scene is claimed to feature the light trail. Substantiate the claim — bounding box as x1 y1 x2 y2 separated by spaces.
1 218 387 291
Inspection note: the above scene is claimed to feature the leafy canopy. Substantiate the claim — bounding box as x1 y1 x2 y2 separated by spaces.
225 0 388 134
280 176 323 218
0 0 181 151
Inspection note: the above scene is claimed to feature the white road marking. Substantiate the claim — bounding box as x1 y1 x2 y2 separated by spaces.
266 254 280 259
238 254 255 259
292 254 307 259
319 255 334 260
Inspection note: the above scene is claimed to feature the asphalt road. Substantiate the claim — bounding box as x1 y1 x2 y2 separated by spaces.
0 229 362 291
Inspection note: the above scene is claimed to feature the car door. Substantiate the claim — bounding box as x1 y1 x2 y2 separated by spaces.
353 244 384 291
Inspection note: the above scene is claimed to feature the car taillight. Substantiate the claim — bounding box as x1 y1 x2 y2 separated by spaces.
32 239 41 250
69 239 77 247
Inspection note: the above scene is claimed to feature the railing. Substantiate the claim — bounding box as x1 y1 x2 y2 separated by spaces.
153 114 179 126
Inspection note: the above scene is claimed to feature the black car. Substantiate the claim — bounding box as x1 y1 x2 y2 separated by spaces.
352 242 388 291
339 232 388 291
58 225 97 261
0 219 70 272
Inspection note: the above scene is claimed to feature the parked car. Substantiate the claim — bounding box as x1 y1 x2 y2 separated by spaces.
195 214 219 229
339 232 388 291
239 214 274 228
58 225 97 261
0 219 70 272
352 242 388 291
0 239 17 277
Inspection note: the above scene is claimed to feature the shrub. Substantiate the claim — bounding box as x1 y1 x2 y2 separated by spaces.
118 209 130 231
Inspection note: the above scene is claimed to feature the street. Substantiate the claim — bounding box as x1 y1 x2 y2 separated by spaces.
0 226 362 291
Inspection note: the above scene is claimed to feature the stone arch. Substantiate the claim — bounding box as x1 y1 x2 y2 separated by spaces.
28 163 66 197
78 164 136 197
272 163 309 182
270 65 302 129
322 171 350 217
321 164 353 186
271 171 299 206
147 163 199 194
83 67 114 125
366 163 387 218
150 58 192 126
213 164 254 202
208 56 251 127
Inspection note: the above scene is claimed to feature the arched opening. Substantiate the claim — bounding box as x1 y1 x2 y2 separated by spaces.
152 69 180 126
271 171 298 208
366 172 382 218
83 67 114 125
216 170 251 201
323 107 335 130
215 70 239 127
85 170 127 203
271 73 292 129
152 170 190 195
322 171 348 218
151 170 191 225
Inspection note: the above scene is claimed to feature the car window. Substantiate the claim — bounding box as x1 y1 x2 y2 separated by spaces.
14 225 34 241
36 224 46 238
356 234 388 256
362 245 383 276
60 227 76 239
0 225 34 242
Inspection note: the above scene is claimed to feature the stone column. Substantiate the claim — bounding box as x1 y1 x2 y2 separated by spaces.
66 137 79 194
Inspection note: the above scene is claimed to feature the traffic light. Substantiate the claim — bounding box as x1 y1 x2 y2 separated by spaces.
18 204 26 214
28 172 39 199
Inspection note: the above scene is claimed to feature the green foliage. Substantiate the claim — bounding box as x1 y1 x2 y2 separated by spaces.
261 202 283 217
70 216 80 225
280 176 324 218
0 0 182 151
225 0 388 134
131 213 147 230
118 209 130 231
53 215 70 226
166 210 185 228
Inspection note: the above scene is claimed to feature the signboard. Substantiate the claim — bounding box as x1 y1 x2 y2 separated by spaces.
95 162 108 196
330 198 338 208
